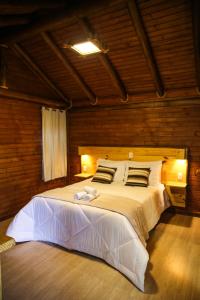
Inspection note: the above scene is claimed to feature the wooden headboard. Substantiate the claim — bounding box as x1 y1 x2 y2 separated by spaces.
78 146 188 184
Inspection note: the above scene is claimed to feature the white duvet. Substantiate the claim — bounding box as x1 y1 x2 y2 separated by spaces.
7 179 167 291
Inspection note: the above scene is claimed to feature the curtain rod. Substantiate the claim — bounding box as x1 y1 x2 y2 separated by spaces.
42 106 66 112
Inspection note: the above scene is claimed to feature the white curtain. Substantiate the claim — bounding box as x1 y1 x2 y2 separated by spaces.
42 107 67 181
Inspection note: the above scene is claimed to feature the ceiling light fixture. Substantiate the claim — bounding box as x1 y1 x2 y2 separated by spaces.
71 41 101 55
63 39 108 56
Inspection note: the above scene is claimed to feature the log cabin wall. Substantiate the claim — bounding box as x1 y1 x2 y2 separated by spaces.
69 102 200 214
0 97 67 220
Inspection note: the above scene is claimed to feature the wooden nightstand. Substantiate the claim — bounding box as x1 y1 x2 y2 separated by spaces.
74 173 93 182
165 181 187 208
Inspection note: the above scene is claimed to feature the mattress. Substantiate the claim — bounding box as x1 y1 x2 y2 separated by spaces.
7 179 167 291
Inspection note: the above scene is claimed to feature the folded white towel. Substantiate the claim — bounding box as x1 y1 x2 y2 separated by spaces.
74 191 87 200
84 186 98 196
82 193 96 201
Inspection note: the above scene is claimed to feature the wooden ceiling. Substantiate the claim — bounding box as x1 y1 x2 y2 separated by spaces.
0 0 199 108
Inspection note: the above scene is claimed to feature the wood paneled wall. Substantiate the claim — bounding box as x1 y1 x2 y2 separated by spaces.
0 97 67 220
69 103 200 213
1 96 199 219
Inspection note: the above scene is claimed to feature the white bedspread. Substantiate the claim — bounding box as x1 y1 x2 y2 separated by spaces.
7 179 167 291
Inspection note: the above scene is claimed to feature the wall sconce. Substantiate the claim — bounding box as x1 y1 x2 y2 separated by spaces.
174 159 187 182
128 152 133 160
177 171 183 181
81 154 91 173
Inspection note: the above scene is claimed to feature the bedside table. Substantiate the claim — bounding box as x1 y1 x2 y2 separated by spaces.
74 173 93 182
165 181 187 208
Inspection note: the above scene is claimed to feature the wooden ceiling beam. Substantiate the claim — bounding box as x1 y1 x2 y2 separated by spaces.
12 43 70 105
0 88 65 107
0 0 111 45
41 32 97 104
79 17 127 101
127 0 164 97
191 0 200 91
71 96 200 112
0 1 66 15
0 16 31 28
98 53 127 101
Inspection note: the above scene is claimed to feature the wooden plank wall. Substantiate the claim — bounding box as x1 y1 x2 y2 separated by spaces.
1 97 199 219
0 97 67 220
69 103 200 213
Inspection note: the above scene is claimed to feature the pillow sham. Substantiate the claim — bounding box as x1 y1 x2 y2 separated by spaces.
125 160 162 186
96 159 127 182
92 165 116 184
125 167 151 187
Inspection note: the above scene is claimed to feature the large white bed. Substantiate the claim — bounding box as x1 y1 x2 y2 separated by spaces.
6 146 188 291
7 177 167 291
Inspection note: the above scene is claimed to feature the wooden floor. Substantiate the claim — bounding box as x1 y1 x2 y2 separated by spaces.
0 219 12 245
1 212 200 300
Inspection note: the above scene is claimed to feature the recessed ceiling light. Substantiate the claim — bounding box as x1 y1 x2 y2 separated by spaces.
71 41 101 55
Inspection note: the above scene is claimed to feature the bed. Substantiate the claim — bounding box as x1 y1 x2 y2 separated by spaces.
6 146 188 291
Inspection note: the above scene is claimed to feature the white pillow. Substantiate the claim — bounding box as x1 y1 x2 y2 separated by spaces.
96 159 127 182
125 160 163 186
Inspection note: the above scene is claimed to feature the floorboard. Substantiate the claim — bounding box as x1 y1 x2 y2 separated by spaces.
1 212 200 300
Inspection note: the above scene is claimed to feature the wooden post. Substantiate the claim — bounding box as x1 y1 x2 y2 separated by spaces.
0 46 8 89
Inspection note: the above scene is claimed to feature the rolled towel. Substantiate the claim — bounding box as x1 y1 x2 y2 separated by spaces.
84 186 98 196
82 193 96 201
74 191 87 200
